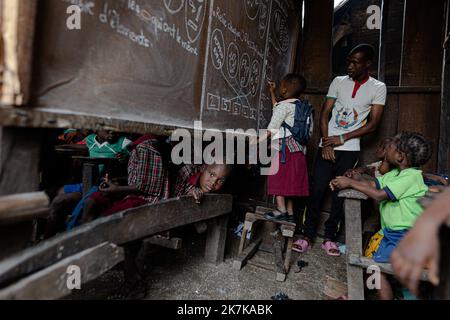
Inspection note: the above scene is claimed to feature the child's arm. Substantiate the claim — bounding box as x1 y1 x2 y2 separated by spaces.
330 176 389 202
268 81 278 106
391 187 450 294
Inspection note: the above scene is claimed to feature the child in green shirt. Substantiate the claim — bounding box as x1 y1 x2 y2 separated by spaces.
330 131 432 300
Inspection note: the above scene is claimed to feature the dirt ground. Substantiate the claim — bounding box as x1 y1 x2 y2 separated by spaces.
66 227 348 300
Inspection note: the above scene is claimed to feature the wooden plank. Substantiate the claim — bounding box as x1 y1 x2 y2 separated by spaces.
304 86 441 95
233 238 262 271
338 189 368 201
0 192 49 225
0 242 124 300
439 0 450 174
0 127 42 196
348 254 429 281
283 237 293 274
301 0 333 87
204 215 229 265
398 94 441 172
400 0 445 87
272 230 286 282
0 106 177 136
144 235 182 250
434 226 450 299
0 194 232 287
344 198 364 300
0 0 37 106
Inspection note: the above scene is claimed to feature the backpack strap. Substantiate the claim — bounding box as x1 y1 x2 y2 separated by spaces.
280 122 291 164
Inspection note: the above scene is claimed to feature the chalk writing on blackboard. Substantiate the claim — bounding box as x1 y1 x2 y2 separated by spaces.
164 0 185 14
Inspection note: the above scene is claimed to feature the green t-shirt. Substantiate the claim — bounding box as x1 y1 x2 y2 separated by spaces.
376 167 427 232
85 134 131 158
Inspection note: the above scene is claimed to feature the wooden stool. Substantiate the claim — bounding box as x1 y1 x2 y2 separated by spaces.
233 206 296 282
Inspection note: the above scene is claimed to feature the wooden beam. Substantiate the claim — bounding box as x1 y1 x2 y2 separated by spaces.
348 254 429 281
0 106 177 136
0 194 232 287
0 192 49 225
233 238 262 271
399 0 445 172
439 0 450 174
0 0 37 106
301 0 333 87
272 230 286 282
144 235 182 250
305 86 441 95
0 242 124 300
434 226 450 298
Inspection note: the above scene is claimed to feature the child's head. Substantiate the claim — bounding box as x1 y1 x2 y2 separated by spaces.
199 164 233 193
375 137 393 160
385 132 432 168
279 73 307 99
96 130 118 144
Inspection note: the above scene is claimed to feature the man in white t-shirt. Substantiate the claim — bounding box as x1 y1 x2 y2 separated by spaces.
295 44 387 256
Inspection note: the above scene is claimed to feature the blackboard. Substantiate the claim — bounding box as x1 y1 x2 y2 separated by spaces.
32 0 300 132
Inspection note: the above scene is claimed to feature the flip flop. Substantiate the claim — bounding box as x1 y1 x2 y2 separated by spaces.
321 240 341 257
292 238 311 253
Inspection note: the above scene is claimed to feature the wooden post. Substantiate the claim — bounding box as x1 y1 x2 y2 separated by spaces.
82 162 97 195
439 0 450 174
0 0 38 106
204 215 229 265
434 226 450 299
344 198 364 300
339 189 368 300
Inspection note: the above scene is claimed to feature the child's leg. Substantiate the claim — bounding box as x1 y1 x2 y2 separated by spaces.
378 274 394 300
275 196 287 213
81 197 101 224
45 192 82 238
286 198 294 215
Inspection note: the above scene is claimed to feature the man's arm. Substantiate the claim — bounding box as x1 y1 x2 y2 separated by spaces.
320 98 337 161
323 104 385 147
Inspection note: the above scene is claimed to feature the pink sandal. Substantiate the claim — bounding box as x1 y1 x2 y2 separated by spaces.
292 238 311 253
321 240 341 257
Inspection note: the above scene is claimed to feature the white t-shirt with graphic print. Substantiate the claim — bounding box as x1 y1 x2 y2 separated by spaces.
320 75 387 151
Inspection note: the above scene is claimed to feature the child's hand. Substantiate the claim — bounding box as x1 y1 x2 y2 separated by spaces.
188 187 204 204
99 181 119 194
268 81 276 93
330 176 352 191
344 169 363 181
116 152 128 164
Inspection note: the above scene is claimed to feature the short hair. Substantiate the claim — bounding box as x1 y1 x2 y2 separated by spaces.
282 73 307 97
393 132 432 167
349 44 375 62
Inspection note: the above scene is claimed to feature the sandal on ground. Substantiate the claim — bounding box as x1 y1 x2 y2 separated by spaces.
292 238 311 253
321 240 341 257
264 210 287 222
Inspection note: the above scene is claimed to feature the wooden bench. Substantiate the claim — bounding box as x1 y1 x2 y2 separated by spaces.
340 189 438 300
0 194 232 299
0 192 50 260
233 206 296 282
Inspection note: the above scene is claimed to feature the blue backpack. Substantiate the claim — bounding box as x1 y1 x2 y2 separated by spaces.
280 100 314 163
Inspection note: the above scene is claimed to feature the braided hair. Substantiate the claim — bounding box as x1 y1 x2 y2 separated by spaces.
393 132 432 167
